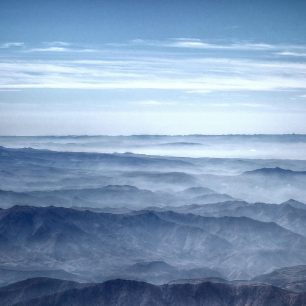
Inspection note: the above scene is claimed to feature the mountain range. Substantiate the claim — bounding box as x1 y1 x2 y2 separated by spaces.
1 277 306 306
1 143 306 305
1 146 306 203
1 205 306 283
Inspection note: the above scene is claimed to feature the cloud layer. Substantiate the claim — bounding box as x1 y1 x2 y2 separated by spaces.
0 56 306 93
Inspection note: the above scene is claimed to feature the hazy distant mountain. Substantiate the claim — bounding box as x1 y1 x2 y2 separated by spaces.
0 146 195 192
0 146 193 172
243 167 306 176
253 265 306 293
2 145 306 203
2 134 306 160
120 171 200 190
282 199 306 210
167 200 306 237
200 168 306 203
0 184 236 209
1 277 306 306
112 260 223 284
0 185 174 209
191 193 235 204
178 186 216 197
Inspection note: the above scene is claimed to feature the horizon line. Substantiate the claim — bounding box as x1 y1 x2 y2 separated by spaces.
0 133 305 137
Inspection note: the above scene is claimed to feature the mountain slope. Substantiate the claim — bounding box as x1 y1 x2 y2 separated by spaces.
168 200 306 237
0 277 86 306
0 185 236 209
253 265 306 293
1 206 306 281
2 278 306 306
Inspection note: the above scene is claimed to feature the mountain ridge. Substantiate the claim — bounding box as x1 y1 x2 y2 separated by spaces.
1 277 306 306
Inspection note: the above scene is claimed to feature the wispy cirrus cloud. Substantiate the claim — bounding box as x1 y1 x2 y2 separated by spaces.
2 39 306 56
134 100 177 106
0 56 306 92
276 51 306 57
44 41 71 47
1 39 306 95
27 46 71 52
167 38 275 51
25 45 96 53
0 41 96 53
26 41 72 52
0 42 24 48
129 38 306 56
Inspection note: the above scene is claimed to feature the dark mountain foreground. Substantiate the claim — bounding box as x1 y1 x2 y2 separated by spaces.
1 277 306 306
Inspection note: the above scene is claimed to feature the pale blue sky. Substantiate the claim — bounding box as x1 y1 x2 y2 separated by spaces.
1 0 306 135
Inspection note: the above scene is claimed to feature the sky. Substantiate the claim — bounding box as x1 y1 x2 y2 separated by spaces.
1 0 306 135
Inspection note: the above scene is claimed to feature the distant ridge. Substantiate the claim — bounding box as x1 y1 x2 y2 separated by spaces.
243 167 306 175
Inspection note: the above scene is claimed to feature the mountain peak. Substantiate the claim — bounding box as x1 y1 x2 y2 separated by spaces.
243 167 306 176
281 199 306 209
